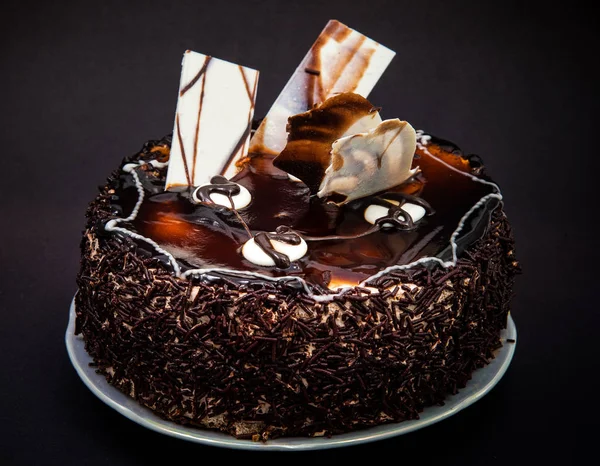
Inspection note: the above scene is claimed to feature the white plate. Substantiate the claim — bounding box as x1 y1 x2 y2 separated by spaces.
66 298 516 450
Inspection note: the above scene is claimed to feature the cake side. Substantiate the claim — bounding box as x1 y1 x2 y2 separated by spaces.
75 140 519 438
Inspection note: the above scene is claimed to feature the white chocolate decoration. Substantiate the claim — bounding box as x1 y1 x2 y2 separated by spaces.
364 204 392 225
242 235 308 267
364 202 426 225
166 51 259 190
318 119 418 204
248 19 395 156
341 112 383 138
191 182 252 209
273 93 388 193
400 203 427 223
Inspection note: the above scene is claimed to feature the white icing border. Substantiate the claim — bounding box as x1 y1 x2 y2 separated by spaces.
104 135 502 303
104 165 182 276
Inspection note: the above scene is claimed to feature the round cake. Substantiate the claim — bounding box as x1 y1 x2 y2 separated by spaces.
75 91 519 438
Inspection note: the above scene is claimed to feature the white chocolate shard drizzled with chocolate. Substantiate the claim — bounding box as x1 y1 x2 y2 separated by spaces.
273 92 418 204
273 93 383 192
318 119 418 203
165 51 259 190
248 20 395 157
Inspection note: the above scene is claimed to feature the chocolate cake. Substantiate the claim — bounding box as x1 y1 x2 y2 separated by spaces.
74 20 519 440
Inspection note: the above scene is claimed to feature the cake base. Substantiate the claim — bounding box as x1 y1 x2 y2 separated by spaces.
66 298 516 450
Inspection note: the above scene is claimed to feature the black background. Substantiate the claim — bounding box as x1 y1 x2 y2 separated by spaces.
1 0 598 464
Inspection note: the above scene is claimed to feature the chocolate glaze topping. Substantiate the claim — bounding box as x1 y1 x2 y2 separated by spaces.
111 132 498 288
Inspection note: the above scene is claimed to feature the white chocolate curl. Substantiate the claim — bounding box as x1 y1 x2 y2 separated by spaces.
318 120 418 204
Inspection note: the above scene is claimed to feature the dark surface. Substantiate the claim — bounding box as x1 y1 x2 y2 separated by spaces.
1 0 597 464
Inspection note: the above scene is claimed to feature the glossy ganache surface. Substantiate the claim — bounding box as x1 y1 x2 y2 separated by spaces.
109 134 498 288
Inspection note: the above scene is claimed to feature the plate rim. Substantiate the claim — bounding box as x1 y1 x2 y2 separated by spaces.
66 297 516 451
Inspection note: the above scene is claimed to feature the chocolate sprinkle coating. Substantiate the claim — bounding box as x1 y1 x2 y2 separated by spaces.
75 136 520 439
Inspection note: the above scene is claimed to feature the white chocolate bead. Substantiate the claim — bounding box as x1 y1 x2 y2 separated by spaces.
191 183 252 210
364 204 391 225
364 202 426 225
401 203 426 223
242 235 308 267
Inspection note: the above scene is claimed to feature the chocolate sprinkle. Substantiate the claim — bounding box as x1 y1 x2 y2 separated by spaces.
75 136 520 440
